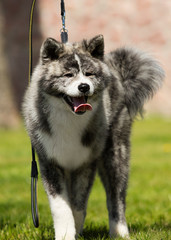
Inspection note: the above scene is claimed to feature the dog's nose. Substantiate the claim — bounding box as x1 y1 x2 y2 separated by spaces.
78 83 90 93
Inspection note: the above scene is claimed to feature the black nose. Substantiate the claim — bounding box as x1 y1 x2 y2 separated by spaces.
78 83 90 93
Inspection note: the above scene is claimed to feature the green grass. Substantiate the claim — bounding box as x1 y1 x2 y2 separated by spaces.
0 116 171 239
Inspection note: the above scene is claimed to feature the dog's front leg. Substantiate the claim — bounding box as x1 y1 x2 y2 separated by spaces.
99 132 130 239
70 161 97 237
40 161 76 240
48 193 76 240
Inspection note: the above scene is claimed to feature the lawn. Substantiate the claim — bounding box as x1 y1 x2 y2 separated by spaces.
0 116 171 240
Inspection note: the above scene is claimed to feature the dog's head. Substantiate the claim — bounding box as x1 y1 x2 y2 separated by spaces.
37 35 111 115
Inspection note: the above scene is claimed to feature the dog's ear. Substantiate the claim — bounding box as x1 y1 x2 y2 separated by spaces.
40 38 64 61
84 35 104 60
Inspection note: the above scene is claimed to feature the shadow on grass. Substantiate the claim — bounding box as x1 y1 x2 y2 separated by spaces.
1 215 170 240
129 221 171 234
38 224 55 240
0 201 30 229
79 220 171 239
81 224 109 240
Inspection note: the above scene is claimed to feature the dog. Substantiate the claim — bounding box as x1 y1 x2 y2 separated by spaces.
22 35 164 240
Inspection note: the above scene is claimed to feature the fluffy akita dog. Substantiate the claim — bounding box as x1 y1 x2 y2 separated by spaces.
23 35 164 239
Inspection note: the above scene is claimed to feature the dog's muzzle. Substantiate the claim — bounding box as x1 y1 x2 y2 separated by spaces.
63 94 92 115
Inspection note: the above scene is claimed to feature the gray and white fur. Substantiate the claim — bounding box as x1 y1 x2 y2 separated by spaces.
22 35 164 240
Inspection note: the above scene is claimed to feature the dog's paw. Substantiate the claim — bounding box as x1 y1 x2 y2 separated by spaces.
55 225 76 240
109 220 129 239
55 233 75 240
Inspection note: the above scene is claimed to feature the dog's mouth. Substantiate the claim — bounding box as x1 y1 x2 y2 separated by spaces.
63 95 92 115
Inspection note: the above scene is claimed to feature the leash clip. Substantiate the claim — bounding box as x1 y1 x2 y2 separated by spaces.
60 28 68 44
60 0 68 43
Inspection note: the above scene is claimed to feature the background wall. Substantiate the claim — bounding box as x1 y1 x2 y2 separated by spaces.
0 0 170 128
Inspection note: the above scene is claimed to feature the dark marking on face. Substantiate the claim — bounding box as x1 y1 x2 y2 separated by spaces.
59 54 80 73
77 53 99 72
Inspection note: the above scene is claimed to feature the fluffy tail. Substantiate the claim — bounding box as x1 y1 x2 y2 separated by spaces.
107 48 165 117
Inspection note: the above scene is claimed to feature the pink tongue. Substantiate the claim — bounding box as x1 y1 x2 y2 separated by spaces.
72 97 92 113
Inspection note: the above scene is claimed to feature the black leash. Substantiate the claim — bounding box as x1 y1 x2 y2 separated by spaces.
31 147 39 227
29 0 68 228
29 0 39 228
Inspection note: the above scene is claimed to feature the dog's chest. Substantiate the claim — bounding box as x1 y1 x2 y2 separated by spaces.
39 110 92 170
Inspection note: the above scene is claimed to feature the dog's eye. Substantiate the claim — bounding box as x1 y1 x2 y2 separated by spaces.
64 73 74 78
85 72 94 77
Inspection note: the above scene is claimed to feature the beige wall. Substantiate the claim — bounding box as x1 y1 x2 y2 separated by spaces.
0 0 170 127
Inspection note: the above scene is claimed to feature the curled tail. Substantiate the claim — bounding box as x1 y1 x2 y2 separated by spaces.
107 48 165 117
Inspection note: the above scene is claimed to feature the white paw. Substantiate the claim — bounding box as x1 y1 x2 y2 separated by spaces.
55 226 76 240
55 233 75 240
48 195 76 240
54 216 76 240
109 220 129 239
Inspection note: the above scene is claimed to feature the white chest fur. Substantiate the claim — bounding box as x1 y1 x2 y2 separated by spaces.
38 98 94 170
